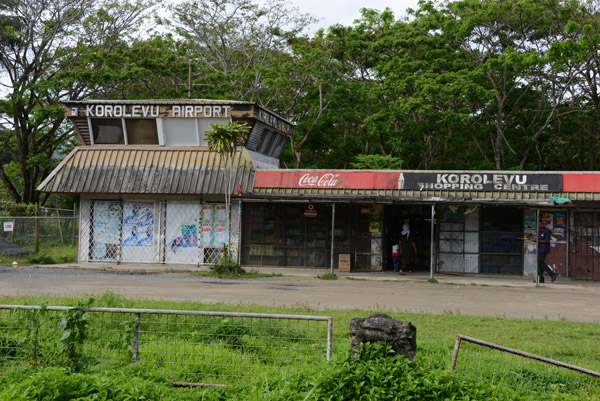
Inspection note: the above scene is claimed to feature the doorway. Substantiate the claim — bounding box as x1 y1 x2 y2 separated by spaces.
384 205 432 271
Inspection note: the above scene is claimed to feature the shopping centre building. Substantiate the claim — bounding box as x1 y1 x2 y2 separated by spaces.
37 99 600 280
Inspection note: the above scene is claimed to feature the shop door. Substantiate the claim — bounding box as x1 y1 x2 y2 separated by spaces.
384 205 432 272
480 207 523 275
569 211 600 280
333 205 379 271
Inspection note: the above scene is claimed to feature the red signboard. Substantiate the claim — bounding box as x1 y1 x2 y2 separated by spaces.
563 174 600 193
254 171 402 190
254 171 600 193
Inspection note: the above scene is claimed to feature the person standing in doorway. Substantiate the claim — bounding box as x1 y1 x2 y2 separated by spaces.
392 239 403 274
400 223 417 274
537 220 557 283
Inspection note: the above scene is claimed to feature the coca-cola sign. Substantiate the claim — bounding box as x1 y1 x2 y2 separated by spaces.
253 171 402 190
298 173 340 187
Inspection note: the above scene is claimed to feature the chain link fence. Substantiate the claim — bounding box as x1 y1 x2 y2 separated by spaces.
0 207 78 254
450 334 600 398
80 200 240 265
0 305 332 386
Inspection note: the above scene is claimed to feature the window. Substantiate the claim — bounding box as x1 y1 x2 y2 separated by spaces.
163 118 198 146
197 118 230 146
126 119 159 144
91 119 124 144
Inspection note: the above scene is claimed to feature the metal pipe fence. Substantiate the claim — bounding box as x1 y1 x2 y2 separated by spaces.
0 305 332 386
450 334 600 397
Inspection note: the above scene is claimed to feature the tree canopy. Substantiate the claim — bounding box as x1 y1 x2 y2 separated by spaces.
2 0 600 205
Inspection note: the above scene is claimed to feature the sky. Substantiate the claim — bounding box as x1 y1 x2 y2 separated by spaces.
284 0 421 32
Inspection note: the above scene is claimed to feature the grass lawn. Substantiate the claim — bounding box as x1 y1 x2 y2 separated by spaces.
0 292 598 400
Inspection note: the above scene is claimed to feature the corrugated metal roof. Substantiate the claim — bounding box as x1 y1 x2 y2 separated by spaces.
37 146 255 195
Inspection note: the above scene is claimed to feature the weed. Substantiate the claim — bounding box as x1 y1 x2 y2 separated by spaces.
59 298 93 371
210 245 245 275
427 277 438 283
316 273 337 280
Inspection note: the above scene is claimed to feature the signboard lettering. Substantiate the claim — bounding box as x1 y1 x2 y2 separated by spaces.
400 173 562 192
82 104 230 118
298 173 340 187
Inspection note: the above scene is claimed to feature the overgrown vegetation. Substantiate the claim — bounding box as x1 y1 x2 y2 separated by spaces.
1 245 78 265
316 272 337 280
209 244 245 275
194 270 281 279
0 292 598 400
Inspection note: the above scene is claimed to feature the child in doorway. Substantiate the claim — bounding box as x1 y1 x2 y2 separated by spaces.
392 240 405 275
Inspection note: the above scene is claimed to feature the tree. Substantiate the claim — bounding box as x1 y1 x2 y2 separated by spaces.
205 121 249 250
0 0 155 204
169 0 314 102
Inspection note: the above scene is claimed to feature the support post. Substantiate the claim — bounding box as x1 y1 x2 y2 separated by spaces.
430 205 435 280
535 209 540 284
72 204 77 247
330 203 336 274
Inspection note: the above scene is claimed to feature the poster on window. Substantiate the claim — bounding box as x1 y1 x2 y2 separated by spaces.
122 202 154 247
201 204 228 248
91 201 121 260
166 203 200 264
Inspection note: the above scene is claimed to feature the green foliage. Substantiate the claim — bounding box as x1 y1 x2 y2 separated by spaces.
350 154 403 170
59 298 93 371
5 245 78 265
210 244 246 275
205 121 250 157
316 272 338 280
0 294 599 400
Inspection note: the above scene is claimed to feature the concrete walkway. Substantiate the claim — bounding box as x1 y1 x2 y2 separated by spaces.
39 261 597 290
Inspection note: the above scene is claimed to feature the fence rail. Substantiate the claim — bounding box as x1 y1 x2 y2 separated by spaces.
0 305 332 386
450 334 600 397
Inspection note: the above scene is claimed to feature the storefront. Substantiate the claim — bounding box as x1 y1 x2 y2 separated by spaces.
248 170 600 280
36 99 600 280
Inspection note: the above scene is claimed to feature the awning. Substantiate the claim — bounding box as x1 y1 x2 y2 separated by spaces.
37 146 255 195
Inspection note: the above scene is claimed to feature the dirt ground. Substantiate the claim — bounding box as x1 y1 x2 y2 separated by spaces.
0 264 599 323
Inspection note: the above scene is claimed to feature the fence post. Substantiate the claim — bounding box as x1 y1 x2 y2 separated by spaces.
56 209 64 245
450 335 462 371
35 204 40 253
72 204 77 247
133 313 141 363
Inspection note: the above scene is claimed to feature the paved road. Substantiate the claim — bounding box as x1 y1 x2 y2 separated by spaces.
0 265 598 323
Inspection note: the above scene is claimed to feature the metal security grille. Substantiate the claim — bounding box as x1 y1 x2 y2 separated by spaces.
569 211 600 280
450 334 600 397
81 200 239 265
438 206 479 273
0 305 332 386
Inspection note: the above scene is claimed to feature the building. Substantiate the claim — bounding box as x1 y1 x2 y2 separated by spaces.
37 99 600 280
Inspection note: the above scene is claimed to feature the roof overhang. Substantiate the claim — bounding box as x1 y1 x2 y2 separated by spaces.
37 146 255 196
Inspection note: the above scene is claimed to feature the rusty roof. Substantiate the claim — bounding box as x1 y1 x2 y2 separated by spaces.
37 146 255 195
